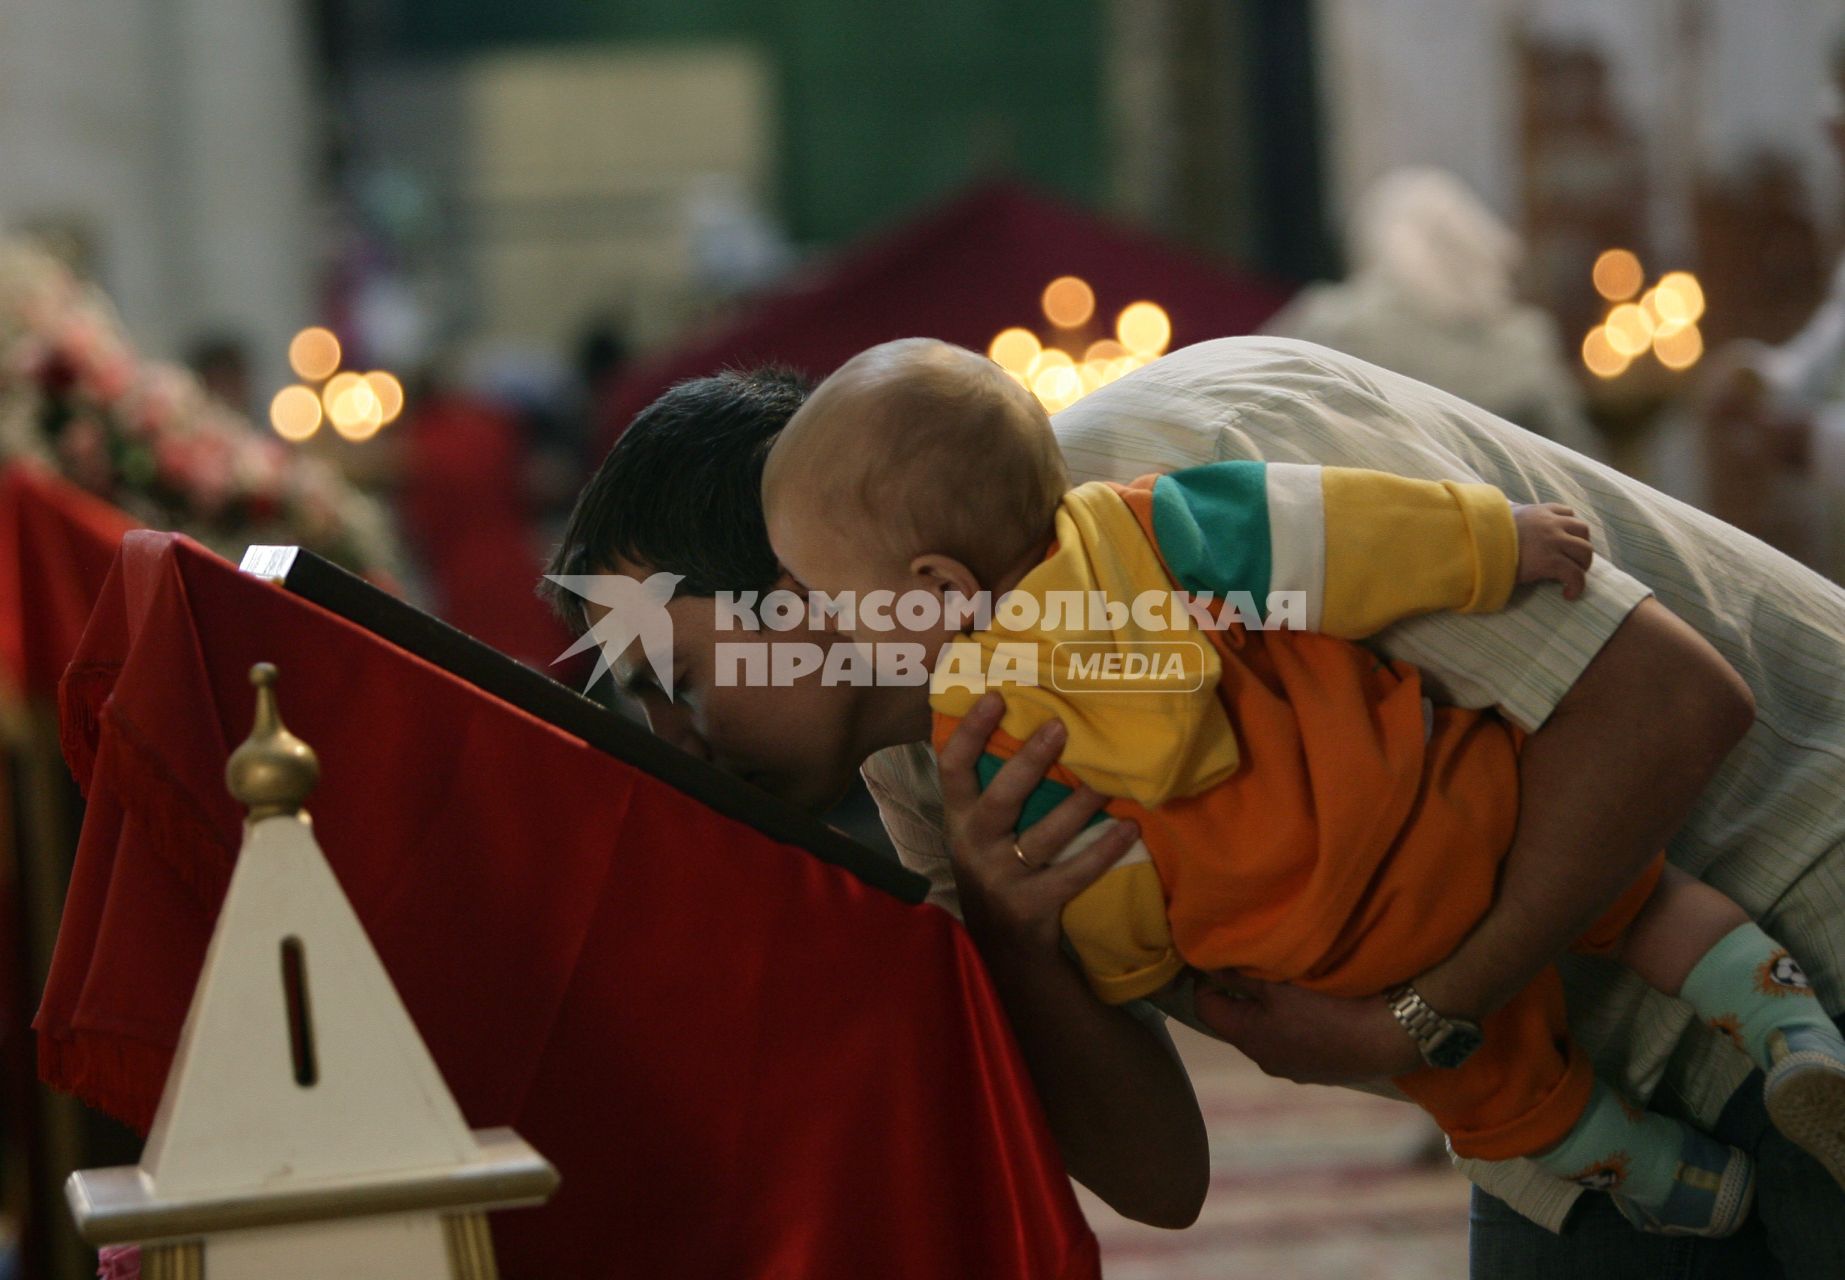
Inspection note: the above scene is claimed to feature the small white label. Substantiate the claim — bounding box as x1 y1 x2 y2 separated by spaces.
240 545 300 581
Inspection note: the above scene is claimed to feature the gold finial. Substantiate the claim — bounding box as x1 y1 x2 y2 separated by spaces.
225 663 319 821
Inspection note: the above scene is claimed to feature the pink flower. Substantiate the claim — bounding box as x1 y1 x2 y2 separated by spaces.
56 317 136 404
54 313 99 368
232 436 289 504
153 433 196 490
97 1244 141 1279
6 336 48 381
56 415 113 491
82 350 136 403
126 366 195 439
175 430 236 516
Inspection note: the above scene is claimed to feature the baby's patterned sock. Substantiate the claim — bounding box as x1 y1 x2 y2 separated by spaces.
1529 1080 1686 1207
1528 1081 1752 1235
1679 922 1843 1072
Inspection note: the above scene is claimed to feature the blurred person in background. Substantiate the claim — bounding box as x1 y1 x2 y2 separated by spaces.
545 318 630 525
1697 41 1845 580
184 333 253 419
1267 167 1602 460
395 356 572 666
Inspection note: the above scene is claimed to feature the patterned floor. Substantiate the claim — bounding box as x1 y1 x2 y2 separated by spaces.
1074 1025 1473 1279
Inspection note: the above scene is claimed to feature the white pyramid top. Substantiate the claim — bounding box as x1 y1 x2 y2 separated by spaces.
139 808 480 1197
64 665 556 1259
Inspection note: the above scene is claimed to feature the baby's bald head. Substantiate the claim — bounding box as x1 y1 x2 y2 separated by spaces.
763 338 1068 591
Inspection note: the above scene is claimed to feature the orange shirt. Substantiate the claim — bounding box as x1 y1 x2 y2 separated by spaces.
930 462 1522 1001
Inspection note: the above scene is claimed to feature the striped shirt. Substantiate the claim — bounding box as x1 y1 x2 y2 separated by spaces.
860 336 1845 1230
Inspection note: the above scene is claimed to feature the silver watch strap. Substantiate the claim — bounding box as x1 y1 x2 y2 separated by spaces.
1387 984 1448 1047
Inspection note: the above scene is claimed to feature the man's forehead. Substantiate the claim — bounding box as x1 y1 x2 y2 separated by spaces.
581 585 711 680
584 555 780 652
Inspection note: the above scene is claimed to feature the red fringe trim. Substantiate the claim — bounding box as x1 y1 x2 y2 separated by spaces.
37 1025 166 1135
57 660 118 793
97 1245 141 1280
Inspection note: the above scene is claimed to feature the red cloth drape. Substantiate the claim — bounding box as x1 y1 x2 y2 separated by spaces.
0 461 137 1201
604 181 1294 443
41 532 1099 1279
0 462 139 703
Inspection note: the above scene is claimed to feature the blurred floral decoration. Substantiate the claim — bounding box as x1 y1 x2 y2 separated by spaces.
988 277 1172 413
0 239 400 577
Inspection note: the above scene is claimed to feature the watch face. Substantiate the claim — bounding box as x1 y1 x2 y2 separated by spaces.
1429 1020 1485 1069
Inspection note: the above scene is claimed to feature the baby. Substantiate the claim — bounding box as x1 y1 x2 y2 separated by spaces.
761 338 1845 1237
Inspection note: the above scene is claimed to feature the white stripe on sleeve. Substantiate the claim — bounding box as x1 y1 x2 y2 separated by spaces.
1262 461 1327 630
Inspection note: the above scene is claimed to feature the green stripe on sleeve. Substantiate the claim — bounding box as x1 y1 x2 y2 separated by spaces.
1151 461 1274 601
975 753 1111 838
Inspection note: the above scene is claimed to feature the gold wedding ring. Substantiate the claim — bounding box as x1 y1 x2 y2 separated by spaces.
1013 842 1044 871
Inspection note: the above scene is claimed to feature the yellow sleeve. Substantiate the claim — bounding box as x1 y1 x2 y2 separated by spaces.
1318 467 1518 639
1062 857 1185 1005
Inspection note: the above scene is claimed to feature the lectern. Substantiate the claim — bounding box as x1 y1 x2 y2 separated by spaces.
43 535 1101 1276
62 664 558 1279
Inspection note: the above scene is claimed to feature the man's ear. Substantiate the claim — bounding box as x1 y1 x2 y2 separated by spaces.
910 553 981 604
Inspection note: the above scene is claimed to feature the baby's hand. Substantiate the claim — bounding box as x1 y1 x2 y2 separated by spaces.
1513 502 1594 600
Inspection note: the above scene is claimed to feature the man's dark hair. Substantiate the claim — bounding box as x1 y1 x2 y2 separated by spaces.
540 366 811 627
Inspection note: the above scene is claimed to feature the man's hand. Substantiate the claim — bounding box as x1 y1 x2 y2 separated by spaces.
1191 976 1422 1084
1513 502 1595 600
937 690 1207 1229
1414 598 1753 1022
939 691 1142 956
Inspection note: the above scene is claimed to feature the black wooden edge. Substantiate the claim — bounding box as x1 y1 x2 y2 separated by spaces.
260 549 928 905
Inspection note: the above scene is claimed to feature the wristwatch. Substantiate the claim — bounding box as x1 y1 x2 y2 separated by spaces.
1384 983 1484 1069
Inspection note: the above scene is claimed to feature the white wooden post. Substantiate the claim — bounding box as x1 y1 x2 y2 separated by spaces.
65 664 558 1279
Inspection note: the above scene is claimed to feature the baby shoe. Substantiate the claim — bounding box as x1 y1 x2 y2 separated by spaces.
1764 1025 1845 1191
1609 1130 1755 1238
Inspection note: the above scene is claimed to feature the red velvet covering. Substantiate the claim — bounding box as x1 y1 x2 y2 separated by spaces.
604 181 1295 443
41 532 1100 1279
0 462 139 702
0 462 136 1161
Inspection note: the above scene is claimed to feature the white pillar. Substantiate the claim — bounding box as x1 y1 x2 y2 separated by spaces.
155 0 319 395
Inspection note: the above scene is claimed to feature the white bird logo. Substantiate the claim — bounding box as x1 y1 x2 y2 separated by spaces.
545 572 685 699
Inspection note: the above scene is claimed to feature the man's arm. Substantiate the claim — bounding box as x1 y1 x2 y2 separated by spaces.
973 922 1209 1229
1194 597 1755 1081
1416 596 1754 1016
872 702 1210 1227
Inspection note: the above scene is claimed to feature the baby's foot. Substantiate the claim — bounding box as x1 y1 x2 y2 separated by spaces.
1608 1128 1755 1239
1764 1025 1845 1191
